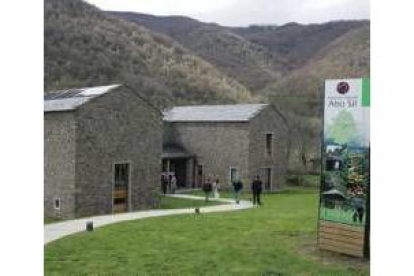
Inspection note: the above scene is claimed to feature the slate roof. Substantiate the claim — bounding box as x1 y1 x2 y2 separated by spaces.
163 104 268 122
44 84 121 112
162 145 194 159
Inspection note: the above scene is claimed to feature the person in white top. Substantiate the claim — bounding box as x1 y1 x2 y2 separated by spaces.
212 177 220 199
170 175 177 194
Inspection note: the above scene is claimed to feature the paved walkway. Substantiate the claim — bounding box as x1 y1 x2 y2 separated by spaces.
44 194 253 245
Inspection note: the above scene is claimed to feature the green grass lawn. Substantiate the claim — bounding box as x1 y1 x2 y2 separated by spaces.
157 196 224 209
179 186 318 199
45 188 369 275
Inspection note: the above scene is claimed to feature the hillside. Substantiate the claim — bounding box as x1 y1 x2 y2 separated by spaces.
45 0 252 108
111 12 368 95
230 21 369 69
110 12 291 92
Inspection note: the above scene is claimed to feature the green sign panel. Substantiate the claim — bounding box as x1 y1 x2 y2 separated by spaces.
319 78 370 226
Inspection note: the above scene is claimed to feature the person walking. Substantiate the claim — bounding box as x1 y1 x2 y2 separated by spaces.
170 175 177 194
232 177 243 204
203 177 213 202
213 177 220 199
251 175 263 206
161 174 168 195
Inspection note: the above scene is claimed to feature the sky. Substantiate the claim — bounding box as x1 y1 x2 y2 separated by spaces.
85 0 370 27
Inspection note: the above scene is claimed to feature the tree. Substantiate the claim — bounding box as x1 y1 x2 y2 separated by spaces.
326 110 360 145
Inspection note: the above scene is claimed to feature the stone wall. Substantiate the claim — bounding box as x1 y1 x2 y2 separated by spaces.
44 112 77 219
74 88 162 217
163 122 177 146
248 106 289 191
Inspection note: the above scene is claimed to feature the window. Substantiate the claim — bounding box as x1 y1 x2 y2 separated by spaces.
54 198 61 210
114 163 129 188
230 167 239 183
265 133 273 157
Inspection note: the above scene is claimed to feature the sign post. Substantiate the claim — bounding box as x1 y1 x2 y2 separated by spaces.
317 78 370 258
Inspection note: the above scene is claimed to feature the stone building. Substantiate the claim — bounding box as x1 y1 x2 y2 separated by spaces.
44 84 162 219
162 104 289 191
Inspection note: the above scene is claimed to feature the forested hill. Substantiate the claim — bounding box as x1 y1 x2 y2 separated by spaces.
229 21 369 70
111 11 369 99
110 12 290 92
45 0 253 108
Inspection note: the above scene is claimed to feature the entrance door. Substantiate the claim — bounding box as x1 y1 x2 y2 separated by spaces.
113 163 129 213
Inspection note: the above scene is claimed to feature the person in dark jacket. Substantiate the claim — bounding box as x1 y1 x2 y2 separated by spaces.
251 175 263 206
161 175 168 195
232 177 243 204
167 175 173 194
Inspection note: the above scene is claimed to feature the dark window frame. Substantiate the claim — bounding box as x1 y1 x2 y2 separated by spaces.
54 197 61 210
114 163 130 188
265 133 273 157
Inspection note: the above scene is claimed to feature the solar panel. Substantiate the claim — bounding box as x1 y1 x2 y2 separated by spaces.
44 89 84 100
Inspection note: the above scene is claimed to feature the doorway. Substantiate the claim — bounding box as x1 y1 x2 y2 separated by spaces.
162 158 189 188
113 163 130 213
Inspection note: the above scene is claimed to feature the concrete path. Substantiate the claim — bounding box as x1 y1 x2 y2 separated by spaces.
44 194 253 245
